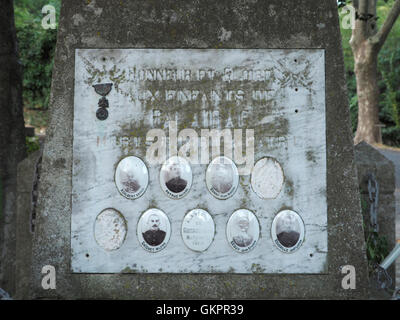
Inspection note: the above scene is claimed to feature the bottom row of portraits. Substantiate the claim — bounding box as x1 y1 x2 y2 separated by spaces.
94 208 305 254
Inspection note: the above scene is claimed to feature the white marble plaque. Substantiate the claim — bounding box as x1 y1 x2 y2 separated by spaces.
72 49 327 273
206 156 239 200
271 210 305 253
181 209 215 252
226 209 259 253
160 156 192 199
115 156 148 199
137 208 171 252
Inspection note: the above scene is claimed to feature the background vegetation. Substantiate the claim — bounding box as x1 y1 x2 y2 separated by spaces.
14 0 60 132
340 0 400 146
14 0 400 147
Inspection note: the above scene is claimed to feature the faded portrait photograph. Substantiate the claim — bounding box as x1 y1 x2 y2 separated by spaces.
115 156 148 198
210 162 234 194
276 211 301 248
142 213 166 247
120 170 140 193
161 156 192 195
232 212 254 248
164 162 187 193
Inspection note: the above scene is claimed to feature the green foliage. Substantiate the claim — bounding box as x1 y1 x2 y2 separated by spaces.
366 230 389 267
26 136 40 155
380 47 400 121
360 195 390 273
14 0 60 110
381 126 400 146
339 0 400 147
349 81 359 131
15 0 59 12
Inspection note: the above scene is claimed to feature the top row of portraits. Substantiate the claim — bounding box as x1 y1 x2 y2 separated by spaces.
115 155 285 200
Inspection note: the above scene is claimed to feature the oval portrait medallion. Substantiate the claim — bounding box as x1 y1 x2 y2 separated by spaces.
226 209 259 253
94 208 127 251
206 156 239 200
160 156 192 199
137 208 171 253
181 209 215 252
115 156 149 200
271 209 305 253
251 157 284 199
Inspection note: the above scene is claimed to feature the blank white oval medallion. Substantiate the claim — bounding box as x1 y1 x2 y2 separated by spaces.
226 209 259 253
115 156 149 200
182 209 215 252
251 157 284 199
94 208 127 251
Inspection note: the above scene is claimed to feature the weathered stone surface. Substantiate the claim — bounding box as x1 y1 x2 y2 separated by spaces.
355 142 396 195
355 142 396 290
0 0 26 297
31 0 369 299
15 150 42 300
374 147 400 288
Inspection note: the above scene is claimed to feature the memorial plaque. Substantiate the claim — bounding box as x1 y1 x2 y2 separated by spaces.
160 156 192 199
115 156 149 200
226 209 260 253
137 208 171 252
33 0 370 299
271 210 305 253
206 156 239 200
72 49 327 273
181 209 215 252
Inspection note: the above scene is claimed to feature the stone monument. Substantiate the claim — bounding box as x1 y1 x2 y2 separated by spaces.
31 0 369 299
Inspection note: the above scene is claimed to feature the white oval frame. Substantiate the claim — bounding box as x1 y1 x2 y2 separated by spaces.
137 208 171 253
251 157 285 199
226 209 260 253
94 208 128 251
160 156 192 199
115 156 149 200
271 209 305 253
181 209 216 252
206 156 239 200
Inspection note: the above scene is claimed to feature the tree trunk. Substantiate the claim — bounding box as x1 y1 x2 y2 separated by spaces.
0 0 26 296
353 42 381 144
351 0 381 145
351 0 400 144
